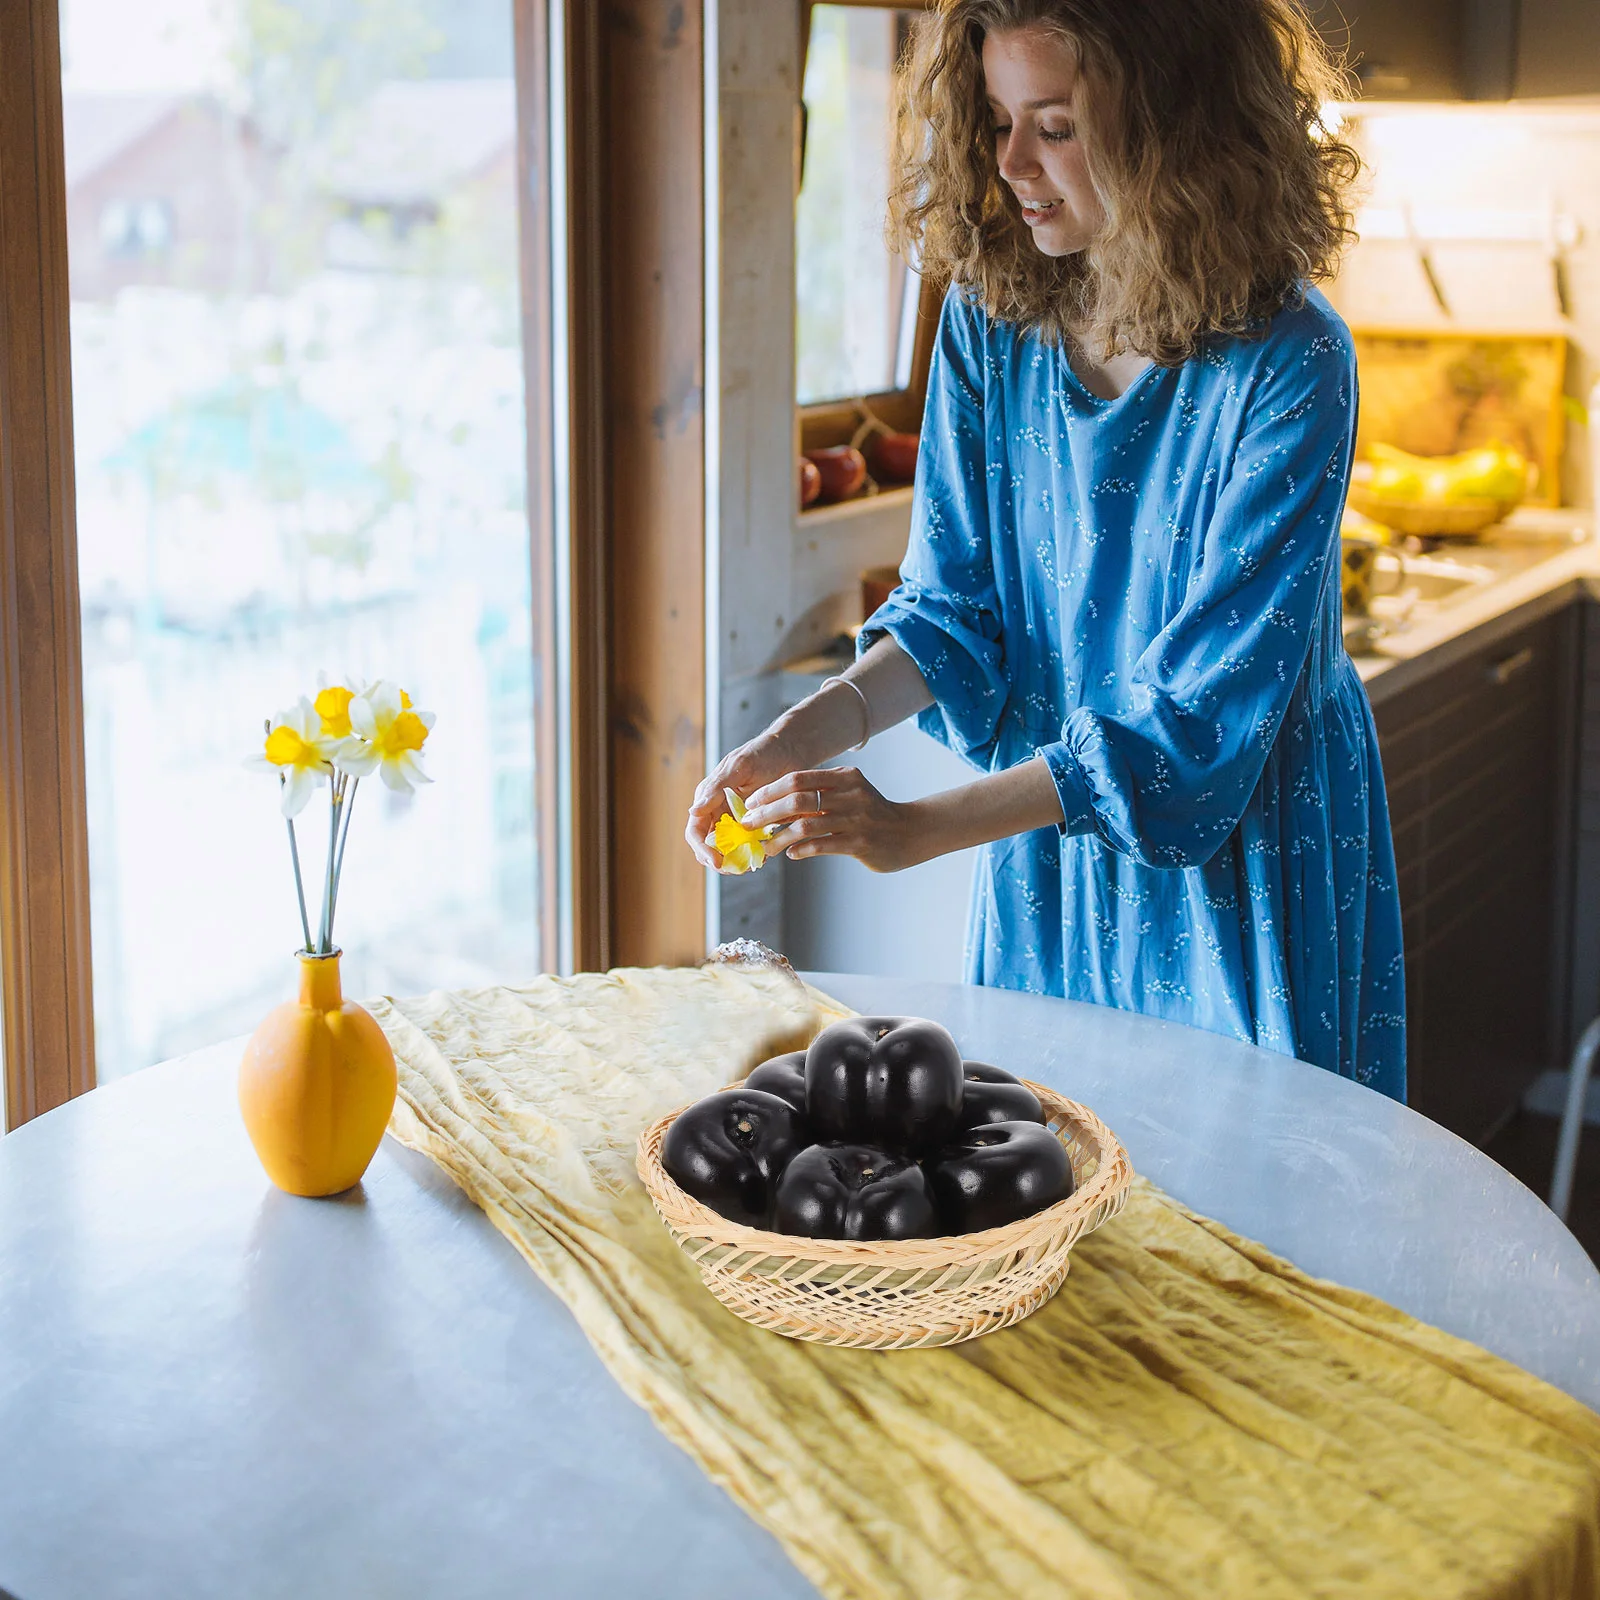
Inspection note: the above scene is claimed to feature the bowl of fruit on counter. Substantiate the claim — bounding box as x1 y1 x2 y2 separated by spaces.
1347 441 1532 540
636 1015 1132 1349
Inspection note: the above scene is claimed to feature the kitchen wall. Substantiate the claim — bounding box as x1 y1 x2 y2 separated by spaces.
711 3 938 969
1328 103 1600 507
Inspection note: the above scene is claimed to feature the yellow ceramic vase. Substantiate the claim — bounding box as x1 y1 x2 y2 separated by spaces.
238 951 397 1197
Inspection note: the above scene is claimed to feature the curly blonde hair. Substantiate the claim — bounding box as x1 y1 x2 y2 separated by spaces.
890 0 1359 363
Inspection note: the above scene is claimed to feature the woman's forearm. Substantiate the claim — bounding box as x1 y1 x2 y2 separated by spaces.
742 744 1068 874
904 755 1067 867
772 636 935 768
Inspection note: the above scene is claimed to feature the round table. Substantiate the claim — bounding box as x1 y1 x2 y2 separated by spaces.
1 975 1595 1600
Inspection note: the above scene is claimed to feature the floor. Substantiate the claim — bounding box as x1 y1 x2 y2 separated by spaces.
1483 1111 1600 1268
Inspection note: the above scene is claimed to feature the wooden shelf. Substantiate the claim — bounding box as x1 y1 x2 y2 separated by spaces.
798 485 915 529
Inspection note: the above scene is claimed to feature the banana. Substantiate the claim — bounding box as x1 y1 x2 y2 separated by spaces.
1363 441 1528 505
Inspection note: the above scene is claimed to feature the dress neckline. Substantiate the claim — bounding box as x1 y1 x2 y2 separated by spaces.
1058 347 1163 411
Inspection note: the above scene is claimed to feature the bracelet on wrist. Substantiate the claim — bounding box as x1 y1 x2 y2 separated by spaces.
821 675 872 753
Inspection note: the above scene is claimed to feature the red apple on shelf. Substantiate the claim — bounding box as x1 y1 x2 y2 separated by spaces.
804 445 867 505
799 457 822 509
866 430 919 485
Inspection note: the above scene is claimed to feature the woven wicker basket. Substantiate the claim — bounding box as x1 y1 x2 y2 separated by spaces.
1346 487 1517 539
636 1082 1133 1350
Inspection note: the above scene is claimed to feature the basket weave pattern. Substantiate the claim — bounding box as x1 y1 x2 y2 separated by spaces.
636 1082 1133 1349
1346 487 1516 539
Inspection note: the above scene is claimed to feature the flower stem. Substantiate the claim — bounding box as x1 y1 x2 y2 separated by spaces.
319 776 342 956
328 777 359 950
286 816 313 954
271 716 314 954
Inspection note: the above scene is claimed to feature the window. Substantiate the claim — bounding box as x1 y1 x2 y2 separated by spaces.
796 2 938 463
60 0 550 1078
796 4 923 408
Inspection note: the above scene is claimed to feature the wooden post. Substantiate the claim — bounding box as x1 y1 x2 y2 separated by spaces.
0 0 97 1125
565 0 707 969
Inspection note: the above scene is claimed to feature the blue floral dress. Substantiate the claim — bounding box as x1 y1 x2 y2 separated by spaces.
860 286 1406 1099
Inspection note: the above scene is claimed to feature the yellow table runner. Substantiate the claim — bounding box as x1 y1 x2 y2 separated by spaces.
371 964 1600 1600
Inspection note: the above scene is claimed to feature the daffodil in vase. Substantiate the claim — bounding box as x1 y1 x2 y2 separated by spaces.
238 679 435 1196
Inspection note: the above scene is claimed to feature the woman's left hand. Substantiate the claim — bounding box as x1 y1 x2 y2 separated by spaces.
742 768 927 875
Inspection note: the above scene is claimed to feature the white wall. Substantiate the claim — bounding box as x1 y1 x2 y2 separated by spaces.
710 1 801 949
779 708 979 982
711 3 958 968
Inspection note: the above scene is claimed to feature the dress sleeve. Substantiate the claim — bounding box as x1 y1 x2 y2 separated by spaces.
857 292 1008 769
1038 330 1355 868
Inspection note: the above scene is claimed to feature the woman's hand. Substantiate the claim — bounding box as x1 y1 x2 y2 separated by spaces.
742 768 928 875
685 726 806 870
686 641 938 871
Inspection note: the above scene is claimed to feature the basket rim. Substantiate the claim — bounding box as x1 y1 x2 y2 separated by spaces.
1344 487 1515 534
1349 487 1515 512
636 1078 1133 1267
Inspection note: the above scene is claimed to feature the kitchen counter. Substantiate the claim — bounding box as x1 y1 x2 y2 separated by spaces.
1352 508 1597 706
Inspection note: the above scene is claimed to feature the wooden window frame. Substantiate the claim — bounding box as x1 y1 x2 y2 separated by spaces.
797 0 941 459
0 0 95 1128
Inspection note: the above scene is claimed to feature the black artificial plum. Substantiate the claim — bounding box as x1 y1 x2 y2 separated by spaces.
773 1143 938 1240
926 1120 1074 1234
661 1089 807 1227
742 1050 808 1115
804 1015 964 1155
957 1061 1046 1130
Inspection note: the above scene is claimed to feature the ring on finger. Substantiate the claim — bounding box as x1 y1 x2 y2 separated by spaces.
813 788 823 814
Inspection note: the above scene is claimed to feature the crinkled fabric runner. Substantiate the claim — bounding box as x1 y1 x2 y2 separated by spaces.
370 966 1600 1600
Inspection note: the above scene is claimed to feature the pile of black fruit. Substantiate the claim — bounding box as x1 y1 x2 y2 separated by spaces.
661 1016 1075 1240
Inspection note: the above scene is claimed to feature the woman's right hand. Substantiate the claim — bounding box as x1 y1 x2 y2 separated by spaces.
685 725 803 870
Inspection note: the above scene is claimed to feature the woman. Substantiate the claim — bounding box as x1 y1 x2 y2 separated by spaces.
686 0 1405 1098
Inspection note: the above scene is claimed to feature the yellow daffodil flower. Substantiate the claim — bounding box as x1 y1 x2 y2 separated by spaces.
337 679 435 792
249 698 333 817
252 677 441 961
713 787 775 874
314 684 356 740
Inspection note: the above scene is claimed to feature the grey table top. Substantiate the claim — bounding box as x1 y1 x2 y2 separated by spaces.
1 974 1596 1600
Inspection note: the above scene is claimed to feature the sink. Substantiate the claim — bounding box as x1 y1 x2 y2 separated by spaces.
1341 515 1591 657
1345 552 1497 653
1380 552 1496 605
1359 552 1495 622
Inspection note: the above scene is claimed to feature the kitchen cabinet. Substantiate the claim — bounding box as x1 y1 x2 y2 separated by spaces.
1371 601 1580 1145
1299 0 1600 103
1564 600 1600 1057
1302 0 1470 100
1515 0 1600 98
